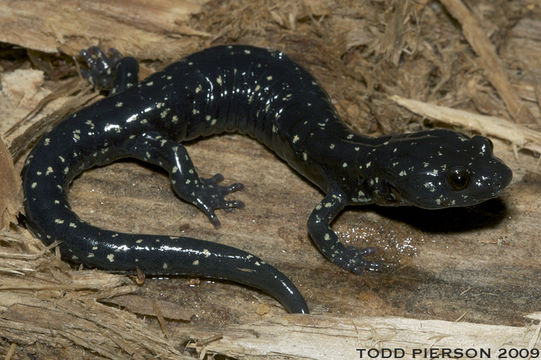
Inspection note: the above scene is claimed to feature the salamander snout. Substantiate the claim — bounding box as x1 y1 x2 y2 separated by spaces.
469 155 513 198
468 135 512 196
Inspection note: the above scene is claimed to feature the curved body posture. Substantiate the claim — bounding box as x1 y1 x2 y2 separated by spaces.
22 45 512 313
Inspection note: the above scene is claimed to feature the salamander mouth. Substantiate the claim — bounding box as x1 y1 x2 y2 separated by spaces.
373 181 404 206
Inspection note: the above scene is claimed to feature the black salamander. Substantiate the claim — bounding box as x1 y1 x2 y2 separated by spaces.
22 45 513 314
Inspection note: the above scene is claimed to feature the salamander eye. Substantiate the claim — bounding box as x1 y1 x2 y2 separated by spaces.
447 167 471 191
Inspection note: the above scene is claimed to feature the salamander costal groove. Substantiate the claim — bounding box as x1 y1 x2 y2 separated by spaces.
22 45 513 314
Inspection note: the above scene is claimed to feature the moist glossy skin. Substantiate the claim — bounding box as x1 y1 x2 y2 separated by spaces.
22 45 513 314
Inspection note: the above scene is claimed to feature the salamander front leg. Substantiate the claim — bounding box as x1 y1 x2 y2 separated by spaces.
124 132 244 227
307 189 381 274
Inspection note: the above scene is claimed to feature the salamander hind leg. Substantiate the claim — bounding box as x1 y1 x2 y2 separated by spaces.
80 46 139 94
124 132 245 227
307 189 381 274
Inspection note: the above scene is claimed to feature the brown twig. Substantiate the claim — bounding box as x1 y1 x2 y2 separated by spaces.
439 0 539 125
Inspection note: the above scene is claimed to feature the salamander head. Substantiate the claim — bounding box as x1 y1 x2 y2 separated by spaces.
366 129 512 209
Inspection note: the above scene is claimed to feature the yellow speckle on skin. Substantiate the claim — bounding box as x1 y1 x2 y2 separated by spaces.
193 260 199 265
107 254 115 262
203 249 211 257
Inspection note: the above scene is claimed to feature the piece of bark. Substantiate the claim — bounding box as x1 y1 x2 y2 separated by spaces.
0 137 21 229
390 95 541 154
0 0 208 58
185 314 541 359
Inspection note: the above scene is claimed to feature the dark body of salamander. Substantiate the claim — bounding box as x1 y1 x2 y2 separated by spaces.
22 45 512 313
